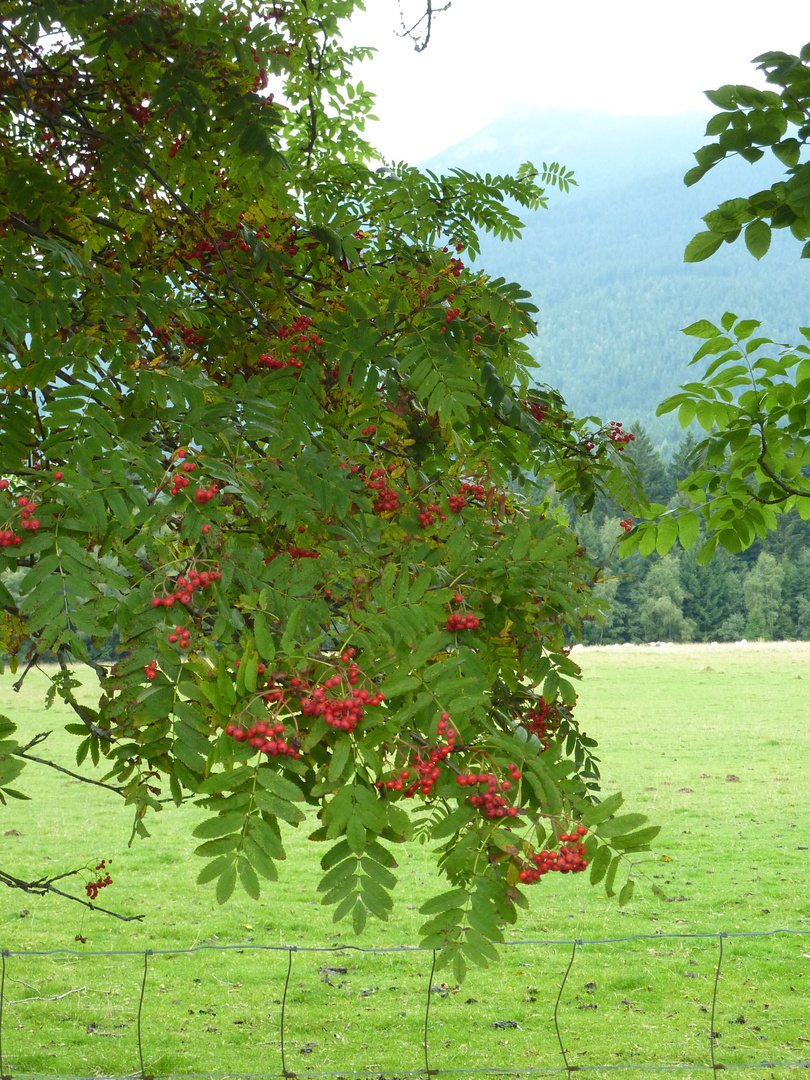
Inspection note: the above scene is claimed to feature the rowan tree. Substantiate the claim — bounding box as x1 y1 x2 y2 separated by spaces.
0 0 655 977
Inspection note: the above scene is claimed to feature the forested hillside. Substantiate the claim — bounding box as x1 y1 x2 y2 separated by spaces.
425 109 810 642
425 108 807 450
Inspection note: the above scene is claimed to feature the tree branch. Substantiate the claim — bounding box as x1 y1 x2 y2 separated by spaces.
14 748 126 797
56 650 114 740
0 868 143 922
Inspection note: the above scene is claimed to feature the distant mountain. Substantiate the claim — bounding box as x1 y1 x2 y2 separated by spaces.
423 109 809 450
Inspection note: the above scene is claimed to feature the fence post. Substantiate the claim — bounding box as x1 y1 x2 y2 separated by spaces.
710 932 727 1073
280 945 296 1078
554 939 581 1076
137 949 153 1080
0 949 7 1080
423 949 437 1078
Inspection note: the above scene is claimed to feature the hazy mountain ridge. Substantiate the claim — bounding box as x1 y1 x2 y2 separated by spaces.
423 108 808 449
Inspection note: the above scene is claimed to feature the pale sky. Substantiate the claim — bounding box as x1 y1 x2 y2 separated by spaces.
343 1 810 162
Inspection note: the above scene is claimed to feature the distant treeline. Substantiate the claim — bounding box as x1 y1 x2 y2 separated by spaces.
571 425 810 644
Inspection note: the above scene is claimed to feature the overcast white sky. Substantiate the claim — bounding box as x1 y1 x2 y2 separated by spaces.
342 1 810 162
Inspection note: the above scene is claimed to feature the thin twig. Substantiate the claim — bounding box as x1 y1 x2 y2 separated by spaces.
11 987 86 1004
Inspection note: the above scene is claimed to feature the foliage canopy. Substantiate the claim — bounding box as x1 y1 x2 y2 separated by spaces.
0 0 654 975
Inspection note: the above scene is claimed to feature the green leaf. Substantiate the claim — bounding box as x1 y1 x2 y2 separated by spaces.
380 674 421 698
253 611 275 661
463 925 499 965
352 898 367 934
197 856 233 885
618 879 635 907
194 836 240 858
697 535 719 566
452 950 467 985
243 837 279 881
604 854 621 898
655 517 679 557
511 520 531 561
238 857 261 900
347 814 367 855
361 856 396 890
216 863 237 904
588 845 611 886
744 219 771 259
611 825 661 851
328 734 353 783
684 231 724 263
581 791 623 828
420 888 470 916
596 813 649 839
682 317 721 339
678 512 701 551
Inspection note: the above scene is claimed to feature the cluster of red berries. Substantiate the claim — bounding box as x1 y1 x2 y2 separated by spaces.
236 213 271 242
276 315 323 346
167 624 191 649
125 101 151 127
86 859 113 900
457 766 519 819
144 659 158 681
34 129 62 163
607 421 635 449
282 225 299 257
225 720 300 759
247 41 269 92
418 502 446 528
285 545 319 560
361 425 376 437
518 827 588 883
444 306 461 324
377 714 457 797
183 237 217 261
14 495 41 532
518 699 560 750
301 682 384 732
168 453 197 496
298 650 384 732
151 566 222 607
448 494 467 513
523 401 548 424
168 131 187 158
0 529 22 548
194 484 218 504
155 321 205 348
365 468 400 514
182 223 254 263
458 481 486 501
259 353 303 371
446 612 480 632
620 518 633 532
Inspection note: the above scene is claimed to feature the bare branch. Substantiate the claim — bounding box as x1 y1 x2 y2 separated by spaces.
56 650 114 740
14 748 126 796
0 868 143 922
397 1 452 52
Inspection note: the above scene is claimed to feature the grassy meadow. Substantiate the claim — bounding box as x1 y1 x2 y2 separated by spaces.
1 642 809 1079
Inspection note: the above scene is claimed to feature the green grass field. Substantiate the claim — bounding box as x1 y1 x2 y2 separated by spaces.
1 642 809 1079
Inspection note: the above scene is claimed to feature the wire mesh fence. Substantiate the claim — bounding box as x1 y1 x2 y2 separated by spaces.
1 928 809 1079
